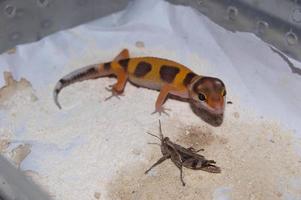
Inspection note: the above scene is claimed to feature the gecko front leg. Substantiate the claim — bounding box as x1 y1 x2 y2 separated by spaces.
151 85 173 115
152 85 188 115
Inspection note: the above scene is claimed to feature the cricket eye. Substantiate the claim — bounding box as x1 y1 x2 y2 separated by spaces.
198 93 206 101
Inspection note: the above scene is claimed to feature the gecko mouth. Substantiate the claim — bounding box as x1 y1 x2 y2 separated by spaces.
191 100 225 115
208 107 224 115
202 105 224 115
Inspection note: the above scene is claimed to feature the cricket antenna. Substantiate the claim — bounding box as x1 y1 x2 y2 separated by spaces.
146 120 165 141
158 120 164 139
146 132 162 141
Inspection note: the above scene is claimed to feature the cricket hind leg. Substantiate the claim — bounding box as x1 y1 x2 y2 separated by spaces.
145 155 169 174
187 147 204 153
177 165 186 186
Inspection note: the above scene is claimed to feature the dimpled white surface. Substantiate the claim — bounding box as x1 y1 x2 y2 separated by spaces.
0 0 301 199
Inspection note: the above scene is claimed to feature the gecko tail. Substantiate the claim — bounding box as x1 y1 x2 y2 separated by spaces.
53 87 62 109
53 64 106 109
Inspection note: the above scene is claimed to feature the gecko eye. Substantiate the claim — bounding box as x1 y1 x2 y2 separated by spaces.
198 93 206 101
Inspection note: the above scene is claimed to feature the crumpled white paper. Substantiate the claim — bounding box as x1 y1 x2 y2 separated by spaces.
0 0 301 199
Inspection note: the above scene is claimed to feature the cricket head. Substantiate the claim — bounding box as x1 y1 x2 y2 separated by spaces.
162 137 170 143
188 76 226 115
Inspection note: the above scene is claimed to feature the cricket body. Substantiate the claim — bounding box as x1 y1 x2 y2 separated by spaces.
145 120 221 186
53 49 226 114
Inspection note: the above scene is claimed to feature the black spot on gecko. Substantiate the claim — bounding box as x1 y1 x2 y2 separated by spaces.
59 79 67 85
134 61 152 77
104 62 111 71
160 65 180 83
183 72 197 86
59 67 98 86
75 67 97 79
193 77 225 93
119 58 130 71
86 67 98 75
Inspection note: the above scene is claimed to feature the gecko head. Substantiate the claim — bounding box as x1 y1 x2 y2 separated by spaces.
188 76 226 115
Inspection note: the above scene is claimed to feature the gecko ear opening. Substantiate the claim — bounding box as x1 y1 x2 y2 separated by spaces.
222 89 227 97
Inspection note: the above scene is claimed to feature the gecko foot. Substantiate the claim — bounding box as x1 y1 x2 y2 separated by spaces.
105 85 124 101
151 106 171 116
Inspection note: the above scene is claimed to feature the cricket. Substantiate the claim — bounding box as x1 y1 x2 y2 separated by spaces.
145 120 221 186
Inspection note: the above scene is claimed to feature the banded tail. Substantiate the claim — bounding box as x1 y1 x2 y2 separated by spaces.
53 49 130 109
53 64 107 109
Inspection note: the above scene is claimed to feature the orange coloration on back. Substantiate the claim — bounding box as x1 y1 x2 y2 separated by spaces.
53 49 226 115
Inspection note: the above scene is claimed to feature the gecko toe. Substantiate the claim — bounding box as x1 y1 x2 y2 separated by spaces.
151 107 171 116
105 86 124 101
